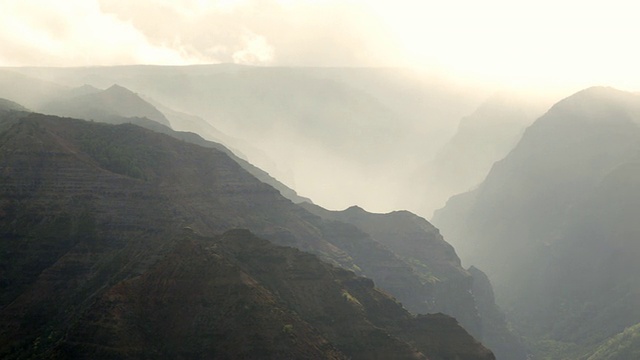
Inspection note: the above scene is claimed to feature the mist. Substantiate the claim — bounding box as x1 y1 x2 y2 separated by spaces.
2 0 638 214
4 2 640 359
0 65 494 214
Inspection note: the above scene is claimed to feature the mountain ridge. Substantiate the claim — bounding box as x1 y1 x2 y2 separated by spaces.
40 83 171 126
433 86 640 358
300 202 527 360
3 64 489 212
0 112 495 359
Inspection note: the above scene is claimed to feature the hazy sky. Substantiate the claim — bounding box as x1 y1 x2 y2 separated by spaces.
2 0 640 91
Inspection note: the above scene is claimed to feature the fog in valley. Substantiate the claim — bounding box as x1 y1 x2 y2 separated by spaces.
3 1 640 359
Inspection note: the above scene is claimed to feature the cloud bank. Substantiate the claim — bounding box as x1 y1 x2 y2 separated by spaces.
0 0 199 66
0 0 397 67
2 0 640 91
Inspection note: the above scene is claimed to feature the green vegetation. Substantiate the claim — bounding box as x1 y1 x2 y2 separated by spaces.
341 290 363 307
530 339 583 360
586 323 640 360
407 257 440 284
282 324 294 334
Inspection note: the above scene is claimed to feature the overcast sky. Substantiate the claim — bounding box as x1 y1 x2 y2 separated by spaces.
2 0 640 92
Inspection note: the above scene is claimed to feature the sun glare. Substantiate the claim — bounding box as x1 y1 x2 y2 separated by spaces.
368 0 640 92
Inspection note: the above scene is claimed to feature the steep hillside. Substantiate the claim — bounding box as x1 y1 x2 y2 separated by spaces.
0 112 494 359
433 87 640 358
301 203 527 360
1 226 495 359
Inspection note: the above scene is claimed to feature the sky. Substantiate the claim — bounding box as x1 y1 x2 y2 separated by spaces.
1 0 640 92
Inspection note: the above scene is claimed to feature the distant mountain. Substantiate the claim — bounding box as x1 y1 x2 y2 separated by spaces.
40 84 171 126
148 97 240 150
5 65 487 212
142 98 313 203
0 112 494 359
34 82 311 204
301 203 527 360
433 86 640 358
408 93 546 216
130 118 313 204
0 70 68 109
59 83 102 98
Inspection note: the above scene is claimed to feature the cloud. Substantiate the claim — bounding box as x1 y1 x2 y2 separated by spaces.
4 0 638 92
232 31 275 65
0 0 206 66
0 0 398 67
97 0 398 66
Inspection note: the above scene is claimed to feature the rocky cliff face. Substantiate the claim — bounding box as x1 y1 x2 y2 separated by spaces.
0 112 495 359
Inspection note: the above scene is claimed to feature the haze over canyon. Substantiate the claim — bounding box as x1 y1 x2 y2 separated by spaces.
2 1 640 359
